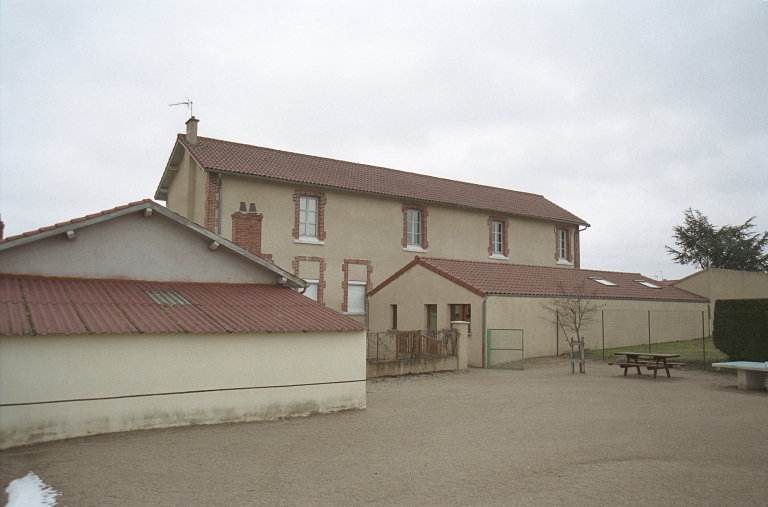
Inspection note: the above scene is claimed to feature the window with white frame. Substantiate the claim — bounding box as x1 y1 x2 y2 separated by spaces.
346 281 366 314
302 279 319 301
299 196 318 238
492 221 504 255
558 229 567 261
407 209 422 247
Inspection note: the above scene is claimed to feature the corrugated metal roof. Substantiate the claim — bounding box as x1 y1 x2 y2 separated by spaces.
370 257 710 303
0 275 365 336
162 135 589 226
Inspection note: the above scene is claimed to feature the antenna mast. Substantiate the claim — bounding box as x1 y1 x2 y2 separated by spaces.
169 99 194 117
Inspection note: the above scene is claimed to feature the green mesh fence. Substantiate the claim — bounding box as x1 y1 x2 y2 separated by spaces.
487 328 524 370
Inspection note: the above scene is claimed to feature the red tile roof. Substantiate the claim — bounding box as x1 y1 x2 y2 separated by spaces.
168 135 588 226
0 275 365 336
370 257 709 302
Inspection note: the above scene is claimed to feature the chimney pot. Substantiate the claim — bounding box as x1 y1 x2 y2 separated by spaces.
239 202 247 212
249 203 257 213
185 116 199 146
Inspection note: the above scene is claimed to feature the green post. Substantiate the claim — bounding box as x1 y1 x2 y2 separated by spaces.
601 310 605 362
648 310 652 353
486 329 491 369
702 311 706 364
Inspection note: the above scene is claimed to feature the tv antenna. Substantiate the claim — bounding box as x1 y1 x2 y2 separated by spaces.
169 99 193 117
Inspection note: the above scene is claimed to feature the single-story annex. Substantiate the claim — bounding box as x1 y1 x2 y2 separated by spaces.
0 200 366 449
368 257 710 367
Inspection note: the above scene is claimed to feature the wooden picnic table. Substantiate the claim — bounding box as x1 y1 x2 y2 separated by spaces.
608 352 685 379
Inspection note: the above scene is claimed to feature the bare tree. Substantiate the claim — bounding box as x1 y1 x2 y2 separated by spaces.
541 282 605 346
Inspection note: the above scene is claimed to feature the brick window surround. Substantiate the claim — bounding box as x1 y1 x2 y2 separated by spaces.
341 259 373 313
487 216 510 258
292 256 326 304
554 225 573 263
204 172 219 233
401 204 428 249
293 190 327 241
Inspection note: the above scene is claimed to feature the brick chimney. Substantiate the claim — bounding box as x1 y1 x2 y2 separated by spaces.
231 202 265 257
0 214 4 240
185 116 199 146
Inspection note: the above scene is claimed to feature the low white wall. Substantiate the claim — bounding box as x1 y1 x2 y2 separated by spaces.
0 330 366 449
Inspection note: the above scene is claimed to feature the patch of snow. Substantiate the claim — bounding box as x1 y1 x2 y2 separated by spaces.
5 472 60 507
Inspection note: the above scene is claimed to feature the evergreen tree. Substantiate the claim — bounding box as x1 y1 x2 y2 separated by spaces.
666 208 768 272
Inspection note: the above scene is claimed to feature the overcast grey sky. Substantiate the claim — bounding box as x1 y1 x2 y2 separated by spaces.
1 1 766 280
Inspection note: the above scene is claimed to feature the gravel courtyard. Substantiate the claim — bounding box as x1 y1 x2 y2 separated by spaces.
2 357 766 506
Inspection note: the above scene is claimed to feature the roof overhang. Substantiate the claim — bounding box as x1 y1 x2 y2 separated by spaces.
154 139 188 201
0 200 305 289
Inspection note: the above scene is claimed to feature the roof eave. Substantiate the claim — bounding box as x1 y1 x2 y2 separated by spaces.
0 201 305 289
154 139 188 201
204 168 590 227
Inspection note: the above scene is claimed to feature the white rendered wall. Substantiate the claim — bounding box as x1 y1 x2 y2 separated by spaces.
0 330 366 449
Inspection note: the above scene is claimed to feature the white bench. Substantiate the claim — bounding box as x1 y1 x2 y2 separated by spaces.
711 361 768 390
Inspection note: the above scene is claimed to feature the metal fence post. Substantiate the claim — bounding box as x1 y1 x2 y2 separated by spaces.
702 311 706 364
601 310 605 362
647 310 651 353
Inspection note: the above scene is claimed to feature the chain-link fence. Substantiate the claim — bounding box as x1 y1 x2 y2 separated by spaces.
367 328 458 362
557 309 728 367
487 328 524 370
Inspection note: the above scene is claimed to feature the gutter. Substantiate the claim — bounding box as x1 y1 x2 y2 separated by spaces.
217 173 223 235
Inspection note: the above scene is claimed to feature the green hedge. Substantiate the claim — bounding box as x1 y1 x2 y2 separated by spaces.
712 299 768 361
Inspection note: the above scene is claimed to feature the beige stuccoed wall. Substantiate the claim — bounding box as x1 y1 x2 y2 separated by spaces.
369 266 484 366
369 264 709 366
166 150 190 218
674 268 768 306
484 297 709 359
0 212 276 284
0 330 366 449
195 173 576 315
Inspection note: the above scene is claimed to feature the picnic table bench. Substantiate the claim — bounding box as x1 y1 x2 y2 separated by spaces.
711 361 768 390
608 352 685 379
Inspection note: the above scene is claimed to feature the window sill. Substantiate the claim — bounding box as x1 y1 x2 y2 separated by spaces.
295 237 325 245
489 253 509 260
556 259 572 266
343 311 366 316
403 245 427 253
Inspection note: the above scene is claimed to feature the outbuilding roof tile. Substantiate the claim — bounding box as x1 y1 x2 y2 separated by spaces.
370 257 709 303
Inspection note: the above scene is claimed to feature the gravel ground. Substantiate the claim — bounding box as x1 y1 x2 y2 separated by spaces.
2 356 766 506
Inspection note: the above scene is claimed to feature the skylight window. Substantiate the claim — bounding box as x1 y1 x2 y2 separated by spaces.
635 280 662 289
588 276 618 287
144 291 191 306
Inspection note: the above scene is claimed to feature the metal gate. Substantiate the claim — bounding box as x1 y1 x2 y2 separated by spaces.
487 329 524 369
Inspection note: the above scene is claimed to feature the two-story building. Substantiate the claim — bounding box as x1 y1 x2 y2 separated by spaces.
155 117 589 325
